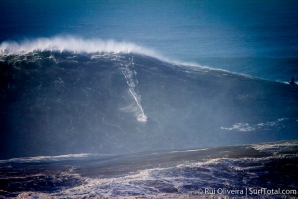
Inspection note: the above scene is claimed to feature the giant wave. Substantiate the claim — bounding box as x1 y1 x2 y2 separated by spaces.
0 37 298 160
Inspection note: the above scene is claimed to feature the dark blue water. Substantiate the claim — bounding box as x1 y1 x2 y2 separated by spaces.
1 141 298 198
0 1 298 198
0 51 297 160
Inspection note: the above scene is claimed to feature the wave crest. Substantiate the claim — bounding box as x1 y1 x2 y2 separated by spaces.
0 36 206 69
0 36 159 57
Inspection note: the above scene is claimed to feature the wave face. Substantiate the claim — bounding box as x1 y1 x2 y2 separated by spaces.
0 38 298 160
0 141 298 198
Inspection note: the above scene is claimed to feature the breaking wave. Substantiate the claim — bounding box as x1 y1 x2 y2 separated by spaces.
0 36 210 69
0 36 162 60
0 36 297 160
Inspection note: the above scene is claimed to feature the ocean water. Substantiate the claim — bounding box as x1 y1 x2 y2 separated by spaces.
0 0 298 198
1 0 298 82
1 141 298 198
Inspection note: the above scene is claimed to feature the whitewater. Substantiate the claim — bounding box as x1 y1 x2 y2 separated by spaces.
1 141 298 198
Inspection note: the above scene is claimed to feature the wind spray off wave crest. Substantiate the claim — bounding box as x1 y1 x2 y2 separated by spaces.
0 36 160 58
0 36 206 70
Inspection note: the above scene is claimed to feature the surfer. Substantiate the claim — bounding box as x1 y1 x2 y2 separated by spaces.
289 77 295 84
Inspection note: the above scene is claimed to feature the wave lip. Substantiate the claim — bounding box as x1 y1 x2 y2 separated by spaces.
0 36 207 69
0 36 159 57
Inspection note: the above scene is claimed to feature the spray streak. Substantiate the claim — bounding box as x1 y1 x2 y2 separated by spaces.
128 88 147 122
121 57 147 122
